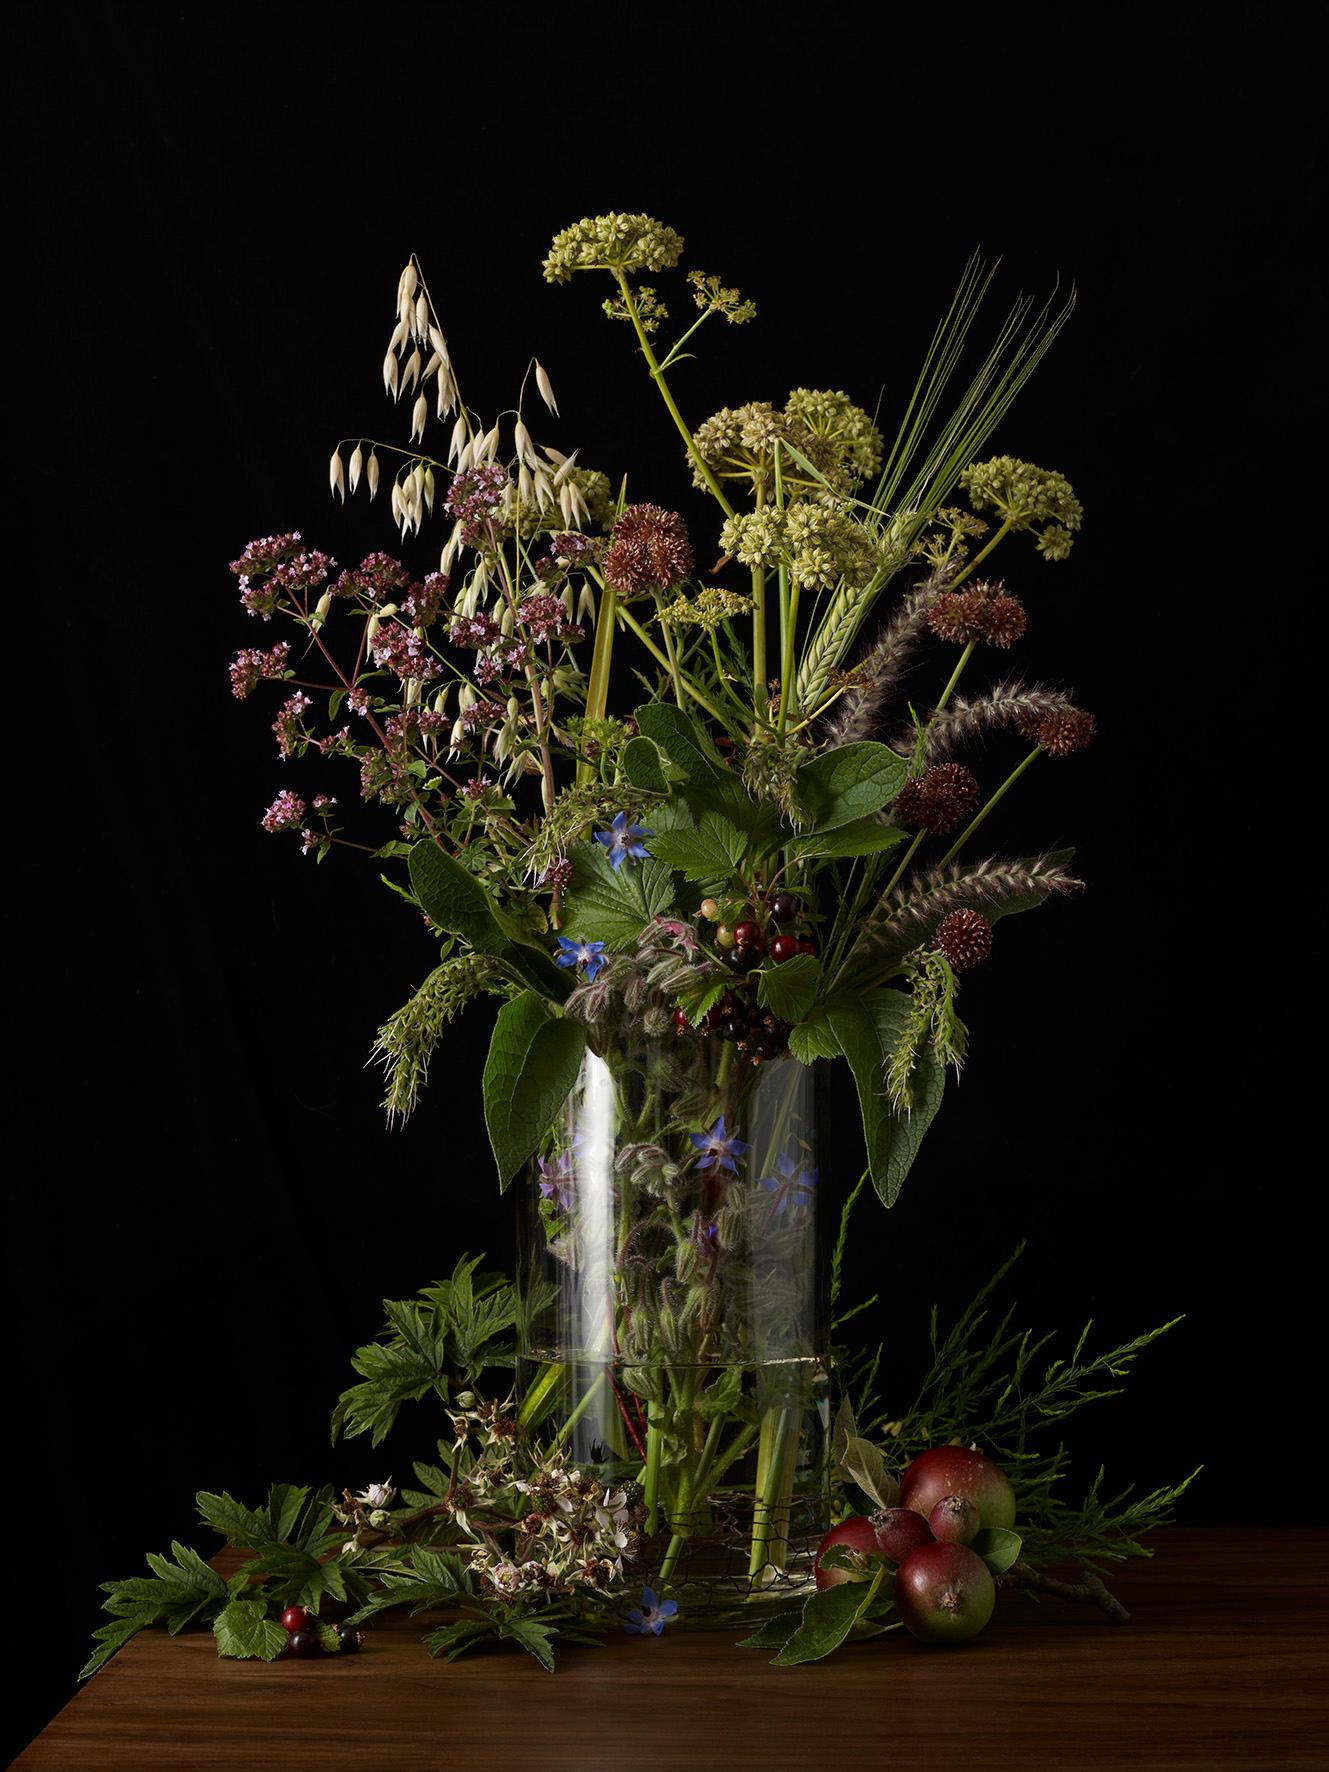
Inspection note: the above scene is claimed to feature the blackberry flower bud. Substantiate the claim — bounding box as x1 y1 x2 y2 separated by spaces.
935 909 993 971
893 764 979 834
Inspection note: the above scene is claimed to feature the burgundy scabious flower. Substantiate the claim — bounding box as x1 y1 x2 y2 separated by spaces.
603 504 693 598
928 581 1027 649
260 788 306 833
934 909 993 971
1016 704 1097 756
981 593 1028 649
893 764 980 834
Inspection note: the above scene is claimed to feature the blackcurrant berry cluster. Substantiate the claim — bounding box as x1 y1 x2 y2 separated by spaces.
674 894 820 1062
280 1604 364 1659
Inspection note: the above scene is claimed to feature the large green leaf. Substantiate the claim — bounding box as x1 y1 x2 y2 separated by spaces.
787 817 906 862
648 812 748 883
788 1007 841 1064
213 1600 288 1662
482 992 586 1191
770 1574 887 1666
557 841 675 950
622 734 669 794
634 703 756 826
827 990 945 1207
796 743 908 831
756 953 821 1023
408 842 570 1000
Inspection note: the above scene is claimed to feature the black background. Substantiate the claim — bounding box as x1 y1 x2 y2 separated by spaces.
5 5 1317 1760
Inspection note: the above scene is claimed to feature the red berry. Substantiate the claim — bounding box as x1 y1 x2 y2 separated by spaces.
813 1514 881 1590
770 892 798 923
674 1008 691 1030
287 1628 322 1658
796 938 817 956
769 934 801 964
281 1606 312 1635
733 921 764 951
894 1541 995 1644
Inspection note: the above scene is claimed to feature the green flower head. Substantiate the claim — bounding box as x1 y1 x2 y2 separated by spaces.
543 214 685 284
959 456 1083 560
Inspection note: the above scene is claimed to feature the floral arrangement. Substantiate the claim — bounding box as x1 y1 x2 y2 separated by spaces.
219 212 1111 1606
77 213 1199 1680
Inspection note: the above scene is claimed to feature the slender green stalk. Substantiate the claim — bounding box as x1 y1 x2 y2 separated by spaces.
658 1409 726 1586
644 1398 666 1534
751 564 767 717
948 517 1013 589
614 272 735 519
748 1404 796 1577
614 603 730 725
653 592 686 706
576 582 617 784
937 744 1043 869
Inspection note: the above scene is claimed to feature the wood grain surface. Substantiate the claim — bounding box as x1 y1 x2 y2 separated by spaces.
12 1530 1327 1771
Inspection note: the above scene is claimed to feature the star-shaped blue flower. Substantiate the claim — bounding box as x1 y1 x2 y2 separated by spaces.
689 1115 749 1173
758 1153 819 1214
594 811 653 870
623 1585 679 1636
555 935 607 981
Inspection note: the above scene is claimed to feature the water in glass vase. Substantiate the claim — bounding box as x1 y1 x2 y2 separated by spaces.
516 1033 831 1620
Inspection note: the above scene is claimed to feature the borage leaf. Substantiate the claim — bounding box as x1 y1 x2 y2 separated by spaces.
482 991 587 1191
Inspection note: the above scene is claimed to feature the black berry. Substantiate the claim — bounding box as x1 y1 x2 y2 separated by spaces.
288 1629 322 1659
770 893 798 923
337 1625 364 1653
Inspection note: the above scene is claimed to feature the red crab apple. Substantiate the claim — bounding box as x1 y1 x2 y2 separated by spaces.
871 1506 934 1563
814 1515 881 1589
894 1541 996 1644
899 1445 1016 1531
929 1494 982 1545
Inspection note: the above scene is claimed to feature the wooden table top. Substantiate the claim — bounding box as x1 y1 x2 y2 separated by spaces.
13 1530 1328 1771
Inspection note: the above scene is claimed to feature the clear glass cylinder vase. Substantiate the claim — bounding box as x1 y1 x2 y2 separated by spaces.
515 1032 830 1617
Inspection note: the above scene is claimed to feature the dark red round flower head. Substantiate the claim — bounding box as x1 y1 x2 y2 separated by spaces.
893 763 980 834
603 504 693 597
934 909 993 971
1016 704 1097 756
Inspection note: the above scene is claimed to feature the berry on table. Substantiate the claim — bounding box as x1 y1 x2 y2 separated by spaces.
287 1628 322 1659
281 1606 312 1635
337 1625 364 1653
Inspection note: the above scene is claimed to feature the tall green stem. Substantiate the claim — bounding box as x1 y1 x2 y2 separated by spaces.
577 583 617 784
748 1404 796 1578
937 743 1043 868
614 273 735 519
614 603 730 725
644 1398 666 1535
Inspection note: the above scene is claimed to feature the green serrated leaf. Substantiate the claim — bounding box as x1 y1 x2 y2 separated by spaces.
622 734 669 794
213 1600 288 1662
408 841 508 952
788 1007 841 1064
482 991 586 1191
499 1613 558 1671
423 1617 496 1660
557 841 675 949
796 743 908 831
756 953 821 1022
647 811 748 884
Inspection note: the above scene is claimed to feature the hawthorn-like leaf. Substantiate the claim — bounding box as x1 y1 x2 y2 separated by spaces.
756 953 821 1023
482 991 587 1191
213 1599 288 1662
787 817 905 861
622 734 669 794
499 1613 558 1671
557 841 675 950
788 1007 841 1065
648 812 748 883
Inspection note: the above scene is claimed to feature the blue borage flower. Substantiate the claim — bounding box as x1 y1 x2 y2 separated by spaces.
536 1154 575 1210
594 810 653 870
555 935 607 981
623 1585 679 1636
758 1153 818 1214
689 1115 749 1173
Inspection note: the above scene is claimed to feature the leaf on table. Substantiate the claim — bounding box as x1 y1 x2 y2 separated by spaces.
213 1599 288 1662
770 1580 878 1666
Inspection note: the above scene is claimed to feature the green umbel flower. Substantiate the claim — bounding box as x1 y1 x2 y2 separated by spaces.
543 214 685 283
720 501 879 590
657 586 753 629
959 456 1083 559
692 391 882 498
